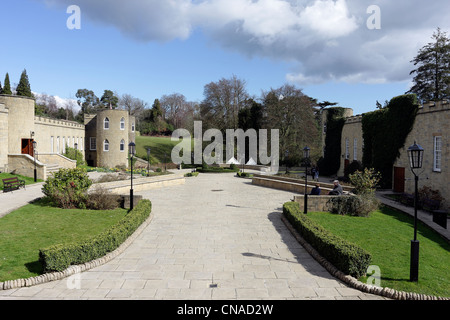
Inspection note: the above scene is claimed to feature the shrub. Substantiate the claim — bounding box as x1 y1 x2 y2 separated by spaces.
283 202 371 278
42 168 92 209
39 199 152 273
86 185 121 210
349 168 381 195
184 172 199 177
327 194 380 217
64 147 86 166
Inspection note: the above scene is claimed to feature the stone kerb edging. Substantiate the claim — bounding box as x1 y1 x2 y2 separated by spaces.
0 211 154 291
281 215 449 301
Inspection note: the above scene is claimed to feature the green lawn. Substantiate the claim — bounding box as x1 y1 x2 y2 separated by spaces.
136 135 186 164
307 206 450 298
0 199 127 282
0 173 43 190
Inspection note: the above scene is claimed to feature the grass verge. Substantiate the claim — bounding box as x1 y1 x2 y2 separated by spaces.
0 199 127 282
307 206 450 298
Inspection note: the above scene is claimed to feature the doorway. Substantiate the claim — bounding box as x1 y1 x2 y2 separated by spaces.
21 139 35 157
393 167 405 193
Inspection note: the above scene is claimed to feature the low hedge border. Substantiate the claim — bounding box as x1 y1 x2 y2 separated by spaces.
282 201 449 300
0 199 153 290
283 201 371 278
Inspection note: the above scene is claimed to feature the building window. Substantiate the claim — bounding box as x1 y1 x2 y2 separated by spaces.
90 137 97 151
345 138 350 159
120 117 125 130
132 122 135 132
57 137 60 154
434 136 442 172
120 139 125 152
353 138 358 161
104 117 110 130
62 137 66 154
104 139 109 152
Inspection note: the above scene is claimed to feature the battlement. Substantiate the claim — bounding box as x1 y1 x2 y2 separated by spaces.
344 114 363 124
34 116 85 129
418 100 450 114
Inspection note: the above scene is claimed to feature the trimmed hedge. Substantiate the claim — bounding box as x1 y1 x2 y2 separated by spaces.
39 199 152 273
283 201 371 278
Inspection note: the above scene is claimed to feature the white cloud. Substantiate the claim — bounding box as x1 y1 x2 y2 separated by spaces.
43 0 450 85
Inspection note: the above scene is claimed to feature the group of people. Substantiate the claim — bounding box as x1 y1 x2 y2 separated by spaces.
310 180 343 196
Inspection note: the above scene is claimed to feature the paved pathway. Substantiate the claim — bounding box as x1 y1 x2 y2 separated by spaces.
0 172 384 300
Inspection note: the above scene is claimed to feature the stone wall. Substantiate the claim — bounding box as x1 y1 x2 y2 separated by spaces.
0 95 35 156
293 195 339 212
0 103 8 171
34 117 85 156
338 115 363 177
8 154 46 180
38 153 76 169
394 101 450 211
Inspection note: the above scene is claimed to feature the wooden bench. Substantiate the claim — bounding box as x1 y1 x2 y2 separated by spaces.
2 177 26 193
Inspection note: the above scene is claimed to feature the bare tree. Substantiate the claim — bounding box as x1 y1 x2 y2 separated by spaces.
200 75 249 131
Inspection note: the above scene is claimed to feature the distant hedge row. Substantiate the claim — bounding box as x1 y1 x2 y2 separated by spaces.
39 199 152 273
283 201 371 278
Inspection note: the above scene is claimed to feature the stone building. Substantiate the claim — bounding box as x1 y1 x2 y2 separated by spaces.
0 94 135 180
338 100 449 211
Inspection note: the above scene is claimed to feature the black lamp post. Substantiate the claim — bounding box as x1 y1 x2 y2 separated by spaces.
407 141 424 282
303 146 310 214
129 142 136 210
33 141 37 182
74 143 78 168
146 147 151 176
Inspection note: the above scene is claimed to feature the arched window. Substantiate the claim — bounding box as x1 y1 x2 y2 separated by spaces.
104 139 109 152
120 139 125 152
120 117 125 130
104 117 110 130
131 122 135 132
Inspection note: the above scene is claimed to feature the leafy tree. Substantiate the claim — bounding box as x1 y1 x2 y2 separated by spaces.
75 89 99 122
262 84 320 166
100 90 119 109
16 69 33 97
408 28 450 101
2 73 12 95
0 81 2 93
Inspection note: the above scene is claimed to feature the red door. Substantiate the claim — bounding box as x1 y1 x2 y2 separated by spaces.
21 139 34 157
393 167 405 193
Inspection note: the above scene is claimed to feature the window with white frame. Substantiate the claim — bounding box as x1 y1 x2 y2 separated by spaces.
120 139 125 152
120 117 125 130
57 137 60 154
104 117 110 130
90 137 97 151
353 138 358 161
434 136 442 172
132 122 135 132
104 139 109 152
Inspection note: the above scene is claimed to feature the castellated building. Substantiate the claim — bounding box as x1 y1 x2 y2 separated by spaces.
0 94 135 180
338 100 449 212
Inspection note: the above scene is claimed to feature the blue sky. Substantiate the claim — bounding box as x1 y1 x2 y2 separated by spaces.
1 0 449 115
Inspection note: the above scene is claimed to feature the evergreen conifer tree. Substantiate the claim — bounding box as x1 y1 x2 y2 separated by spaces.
408 28 450 101
16 69 33 97
2 73 12 95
